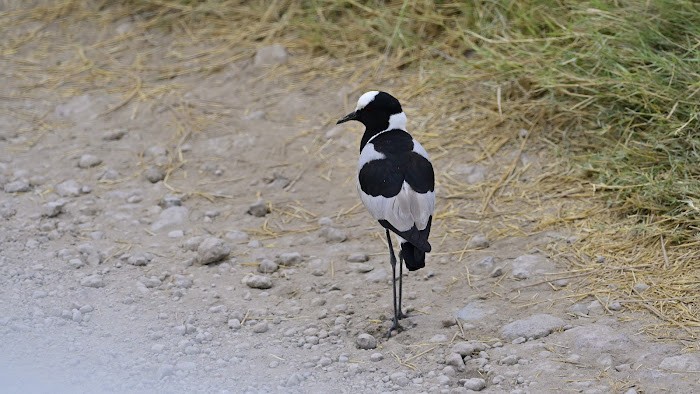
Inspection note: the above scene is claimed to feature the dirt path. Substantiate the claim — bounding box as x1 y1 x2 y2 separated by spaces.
1 4 698 393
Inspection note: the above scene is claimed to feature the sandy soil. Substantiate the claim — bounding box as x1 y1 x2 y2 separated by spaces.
1 3 699 393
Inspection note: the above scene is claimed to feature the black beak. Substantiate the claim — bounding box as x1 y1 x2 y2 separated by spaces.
336 111 358 125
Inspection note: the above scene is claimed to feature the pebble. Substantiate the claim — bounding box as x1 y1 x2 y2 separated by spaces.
173 275 193 288
258 259 279 273
242 274 273 289
467 234 490 249
42 200 66 218
151 206 189 232
252 322 269 333
225 230 249 241
320 227 347 243
633 282 650 293
446 353 465 370
228 319 241 330
80 274 105 288
608 301 622 311
247 200 270 217
254 44 289 67
102 128 127 140
366 268 388 283
348 263 374 273
490 266 504 277
309 259 329 276
511 254 553 280
144 166 165 183
347 253 369 262
168 230 184 238
277 252 302 266
370 352 383 362
318 357 332 367
55 179 82 197
158 364 175 379
78 154 102 168
659 354 700 372
68 258 85 269
356 333 377 350
501 314 565 340
390 372 409 387
463 378 486 391
196 237 231 265
500 355 519 365
4 179 30 193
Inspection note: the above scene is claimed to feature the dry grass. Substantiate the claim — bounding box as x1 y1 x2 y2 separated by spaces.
1 0 697 343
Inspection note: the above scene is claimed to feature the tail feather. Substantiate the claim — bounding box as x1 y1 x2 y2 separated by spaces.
400 242 426 271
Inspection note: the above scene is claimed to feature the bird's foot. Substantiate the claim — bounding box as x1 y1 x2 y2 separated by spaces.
397 311 409 320
385 319 404 338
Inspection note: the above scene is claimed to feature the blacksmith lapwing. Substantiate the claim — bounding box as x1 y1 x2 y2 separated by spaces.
337 91 435 336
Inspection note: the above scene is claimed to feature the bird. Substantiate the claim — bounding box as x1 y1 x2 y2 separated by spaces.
337 91 435 337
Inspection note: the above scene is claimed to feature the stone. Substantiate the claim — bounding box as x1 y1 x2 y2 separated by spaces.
277 252 302 266
501 314 566 341
247 200 270 217
320 227 347 243
144 166 165 183
445 353 465 371
356 333 377 350
347 253 369 262
456 301 495 322
370 352 383 362
365 268 388 283
254 44 289 67
558 324 633 353
659 354 700 372
309 259 329 276
633 282 650 293
42 200 66 217
511 254 554 280
349 263 374 273
196 237 230 265
102 128 127 140
4 180 30 193
225 230 249 241
55 180 81 197
463 378 486 391
467 234 490 249
258 259 279 274
80 274 105 288
242 274 272 289
151 206 188 232
78 154 102 168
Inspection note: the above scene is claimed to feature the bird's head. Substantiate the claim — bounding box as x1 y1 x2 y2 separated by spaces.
337 91 406 133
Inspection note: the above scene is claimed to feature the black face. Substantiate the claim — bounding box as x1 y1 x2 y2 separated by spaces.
337 92 403 133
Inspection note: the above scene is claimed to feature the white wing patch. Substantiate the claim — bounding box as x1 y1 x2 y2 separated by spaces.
358 143 386 170
412 139 429 160
358 181 435 232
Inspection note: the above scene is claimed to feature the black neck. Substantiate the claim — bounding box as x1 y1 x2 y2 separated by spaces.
358 117 390 152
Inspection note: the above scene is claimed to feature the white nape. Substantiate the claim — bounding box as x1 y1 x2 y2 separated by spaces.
355 91 379 111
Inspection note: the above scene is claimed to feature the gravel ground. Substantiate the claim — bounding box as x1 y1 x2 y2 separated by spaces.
1 7 699 393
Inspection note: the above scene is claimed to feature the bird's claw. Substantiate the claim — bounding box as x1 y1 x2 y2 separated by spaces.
385 319 404 338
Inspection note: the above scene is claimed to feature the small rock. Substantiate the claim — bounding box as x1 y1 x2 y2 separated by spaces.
168 230 184 238
446 353 465 371
228 319 241 330
225 230 249 241
242 274 273 289
151 206 189 232
102 128 127 141
173 275 193 288
463 378 486 391
80 274 105 288
42 200 66 218
500 355 519 365
467 234 490 249
258 259 279 273
247 200 270 217
608 301 622 311
356 333 377 350
243 110 266 121
501 314 565 341
128 252 152 266
309 259 329 276
254 44 289 67
4 180 30 193
511 254 554 280
347 253 369 262
196 237 230 265
277 252 302 266
430 334 448 343
78 154 102 168
633 282 650 293
55 180 81 197
370 352 383 362
144 166 165 183
349 263 373 273
390 372 409 387
659 354 700 372
157 364 175 379
490 266 503 277
252 322 269 333
366 268 388 283
68 258 85 269
320 227 347 243
71 309 82 322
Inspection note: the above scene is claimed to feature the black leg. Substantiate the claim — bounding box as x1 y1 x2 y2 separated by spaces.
397 253 408 320
385 230 403 338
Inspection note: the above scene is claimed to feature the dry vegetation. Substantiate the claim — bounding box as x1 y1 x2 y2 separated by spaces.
1 0 697 344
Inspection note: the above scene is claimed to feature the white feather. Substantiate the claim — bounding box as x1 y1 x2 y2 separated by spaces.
358 181 435 233
387 112 407 131
412 139 429 160
356 91 379 111
358 143 385 170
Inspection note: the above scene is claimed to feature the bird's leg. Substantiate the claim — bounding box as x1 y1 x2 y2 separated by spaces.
385 230 403 338
397 253 408 320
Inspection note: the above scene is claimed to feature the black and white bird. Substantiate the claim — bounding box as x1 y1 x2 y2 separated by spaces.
337 91 435 336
